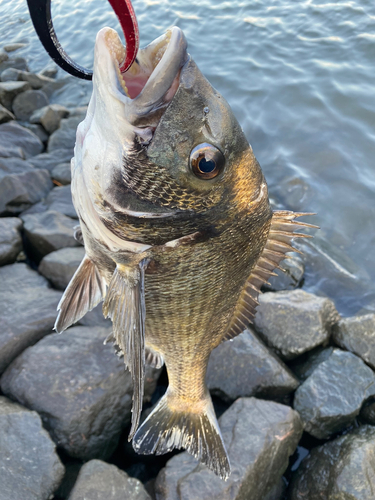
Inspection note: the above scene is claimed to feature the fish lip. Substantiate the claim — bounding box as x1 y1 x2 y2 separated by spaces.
94 26 188 126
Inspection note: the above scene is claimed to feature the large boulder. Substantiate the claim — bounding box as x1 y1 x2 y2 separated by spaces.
288 425 375 500
0 80 31 109
290 346 335 382
155 397 303 500
0 263 62 374
254 290 339 360
293 349 375 439
0 158 52 215
332 313 375 369
0 396 65 500
30 103 69 134
68 460 151 500
22 210 80 260
1 326 161 460
206 328 299 401
0 217 23 265
0 121 43 158
39 246 85 290
12 89 49 121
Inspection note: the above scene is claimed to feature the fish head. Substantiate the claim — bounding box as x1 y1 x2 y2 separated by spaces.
73 26 269 246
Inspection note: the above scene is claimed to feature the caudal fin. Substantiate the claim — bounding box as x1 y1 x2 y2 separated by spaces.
132 389 230 480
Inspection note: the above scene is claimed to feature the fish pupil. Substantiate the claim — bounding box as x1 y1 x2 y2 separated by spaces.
198 157 216 173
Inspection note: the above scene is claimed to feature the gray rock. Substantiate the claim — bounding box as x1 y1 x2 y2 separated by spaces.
41 65 58 78
20 71 55 89
0 80 31 109
28 148 73 172
206 328 299 402
155 398 303 500
39 246 85 289
23 184 77 218
30 103 69 134
265 253 305 291
68 460 151 500
0 144 24 158
22 210 80 259
360 398 375 425
77 303 112 328
0 163 52 215
4 43 27 52
0 263 62 374
0 217 23 265
332 314 375 370
293 349 375 439
254 290 339 360
48 115 83 153
0 56 28 75
0 396 65 500
12 89 49 121
0 156 34 174
0 67 22 81
288 425 375 500
0 120 43 158
0 102 15 123
0 50 8 63
1 326 161 460
52 162 71 184
25 122 49 143
291 346 335 382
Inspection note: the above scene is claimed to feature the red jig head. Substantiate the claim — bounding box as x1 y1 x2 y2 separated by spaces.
26 0 139 80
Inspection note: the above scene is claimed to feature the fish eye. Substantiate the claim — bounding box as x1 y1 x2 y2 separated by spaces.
190 143 225 180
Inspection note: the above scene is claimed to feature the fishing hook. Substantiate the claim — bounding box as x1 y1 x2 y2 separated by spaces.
26 0 139 80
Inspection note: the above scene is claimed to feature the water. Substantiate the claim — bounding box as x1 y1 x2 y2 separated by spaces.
1 0 374 316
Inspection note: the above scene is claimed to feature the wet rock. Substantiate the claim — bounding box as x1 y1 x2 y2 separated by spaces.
0 262 61 374
0 396 65 500
0 102 15 123
206 328 299 401
293 349 375 439
30 103 69 134
22 210 80 259
20 71 55 89
39 246 85 290
288 425 375 500
0 80 31 109
68 460 151 500
4 43 27 52
0 56 28 75
254 290 339 360
48 115 83 153
28 148 73 172
0 217 23 265
0 67 22 81
155 397 303 500
265 254 305 291
332 313 375 370
41 65 58 78
0 121 43 158
12 89 49 121
291 346 335 382
1 326 161 460
52 161 71 184
0 50 8 64
0 161 52 215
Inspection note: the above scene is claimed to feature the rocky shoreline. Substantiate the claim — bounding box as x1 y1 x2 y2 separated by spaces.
1 46 375 500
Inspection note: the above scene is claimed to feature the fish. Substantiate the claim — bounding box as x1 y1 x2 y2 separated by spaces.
54 25 314 480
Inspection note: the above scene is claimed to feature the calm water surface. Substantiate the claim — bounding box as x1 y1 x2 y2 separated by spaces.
1 0 374 316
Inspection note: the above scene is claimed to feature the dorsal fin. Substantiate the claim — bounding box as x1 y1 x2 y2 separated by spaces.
102 258 149 440
54 255 106 333
223 211 317 342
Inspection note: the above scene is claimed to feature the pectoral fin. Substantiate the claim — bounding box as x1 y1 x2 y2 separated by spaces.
224 211 318 341
102 258 149 439
54 255 106 333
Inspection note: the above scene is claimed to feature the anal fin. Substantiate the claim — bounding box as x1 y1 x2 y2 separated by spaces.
102 258 149 439
54 255 106 333
224 211 318 342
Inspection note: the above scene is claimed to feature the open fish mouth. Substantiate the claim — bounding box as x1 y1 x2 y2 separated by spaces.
95 26 188 129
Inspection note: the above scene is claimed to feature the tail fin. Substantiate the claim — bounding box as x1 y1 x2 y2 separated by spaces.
132 389 231 480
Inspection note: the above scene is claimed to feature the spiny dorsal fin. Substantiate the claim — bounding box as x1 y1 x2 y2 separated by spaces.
102 258 149 440
54 255 106 333
223 211 317 342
